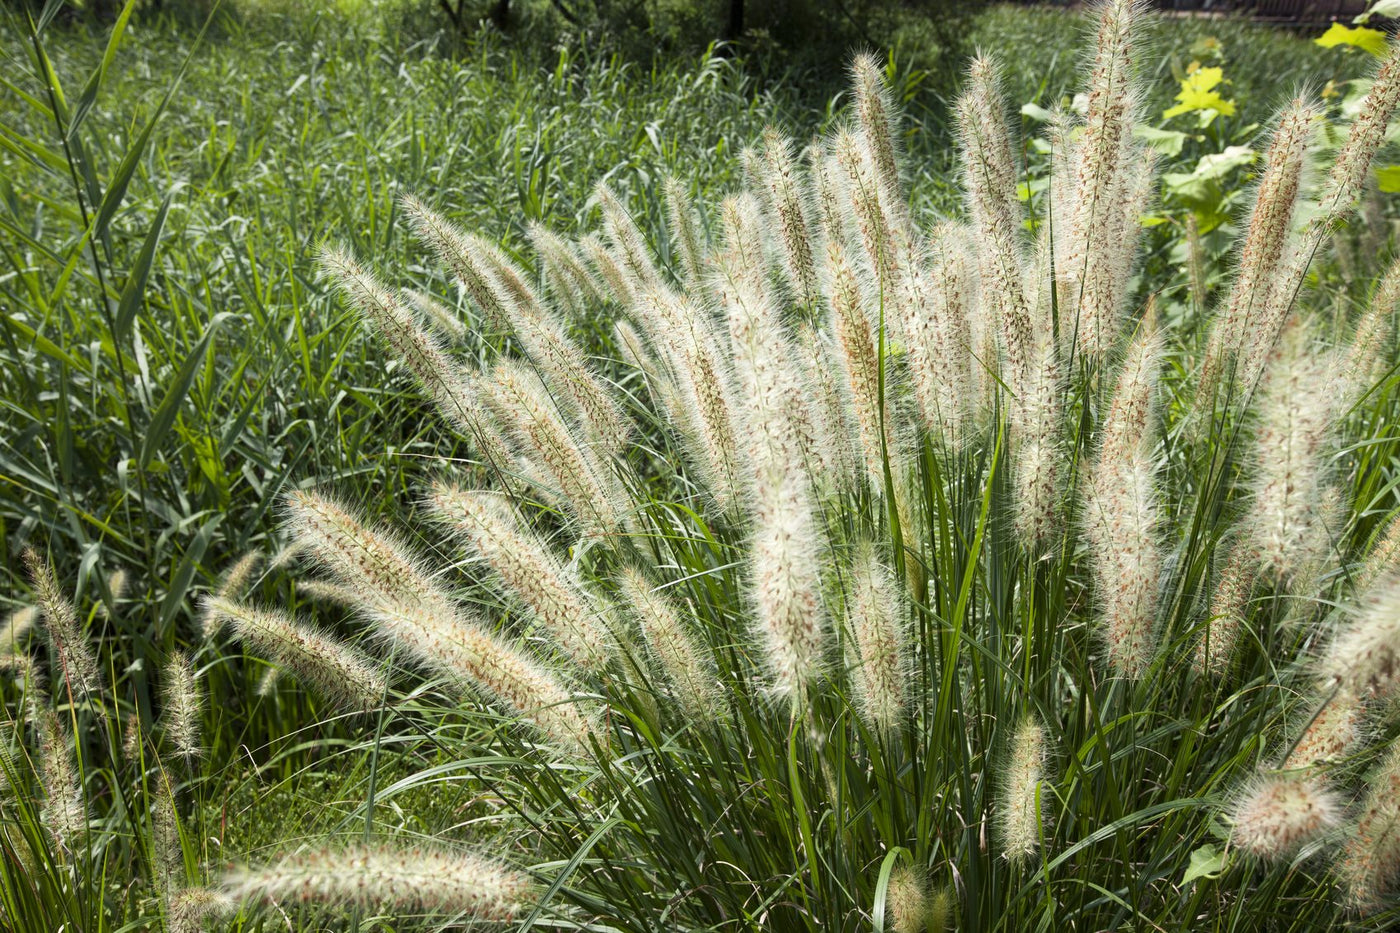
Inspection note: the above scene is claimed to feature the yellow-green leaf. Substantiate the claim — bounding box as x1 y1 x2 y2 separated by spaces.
1315 23 1389 56
1376 165 1400 192
1163 66 1236 120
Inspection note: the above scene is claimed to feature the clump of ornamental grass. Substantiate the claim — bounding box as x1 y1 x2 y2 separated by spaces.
0 552 224 931
213 3 1400 928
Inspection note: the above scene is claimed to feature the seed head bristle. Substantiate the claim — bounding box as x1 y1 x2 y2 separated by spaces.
1284 691 1365 770
956 54 1032 399
618 567 725 724
1230 772 1342 860
485 360 630 540
845 544 908 733
1063 0 1143 357
1243 320 1344 586
596 182 665 298
221 842 533 922
662 176 706 290
398 195 513 331
401 287 467 341
886 865 928 933
23 548 102 697
850 52 903 215
1321 576 1400 703
1338 741 1400 910
1193 547 1253 679
162 650 203 762
318 243 517 477
430 485 616 672
1000 717 1048 861
1317 40 1400 232
205 596 388 715
1 606 36 655
526 222 600 318
284 490 595 749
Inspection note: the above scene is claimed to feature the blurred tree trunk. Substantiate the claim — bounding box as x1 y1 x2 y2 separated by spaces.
489 0 510 29
721 0 743 41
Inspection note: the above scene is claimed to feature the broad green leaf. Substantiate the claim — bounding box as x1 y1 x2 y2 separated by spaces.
159 514 222 628
70 0 137 135
1183 843 1227 884
1193 145 1256 180
1164 66 1236 120
1376 165 1400 192
114 195 172 340
1020 101 1054 122
1132 124 1190 157
139 313 232 470
1315 23 1389 56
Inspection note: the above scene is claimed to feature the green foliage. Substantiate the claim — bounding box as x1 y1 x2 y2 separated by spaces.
3 2 1397 931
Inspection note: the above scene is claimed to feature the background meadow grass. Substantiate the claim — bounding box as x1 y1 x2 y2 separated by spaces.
0 1 1394 929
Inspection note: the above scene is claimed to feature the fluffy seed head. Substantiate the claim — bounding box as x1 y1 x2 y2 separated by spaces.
758 127 821 306
1193 548 1253 679
834 129 900 291
886 865 928 933
430 485 615 672
751 475 826 704
526 223 599 318
1318 40 1400 231
399 195 513 331
1084 455 1161 678
1061 0 1145 357
1013 341 1065 549
401 287 466 341
284 490 594 749
1284 692 1365 770
205 597 388 715
1 606 36 654
167 888 234 933
579 232 634 305
162 651 203 762
1230 772 1342 860
1098 310 1162 467
33 701 86 855
956 54 1031 396
222 842 532 921
1219 98 1317 357
662 176 706 289
504 288 634 455
319 244 516 475
1000 718 1048 861
618 567 725 723
899 231 972 442
825 240 903 491
24 548 102 697
1338 742 1400 909
845 544 908 733
596 182 664 297
485 360 629 540
1244 322 1344 586
797 321 860 490
200 550 261 640
1358 513 1400 594
851 52 903 208
1344 254 1400 397
1321 576 1400 702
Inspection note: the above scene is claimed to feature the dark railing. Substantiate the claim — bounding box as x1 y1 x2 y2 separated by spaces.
1149 0 1368 21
